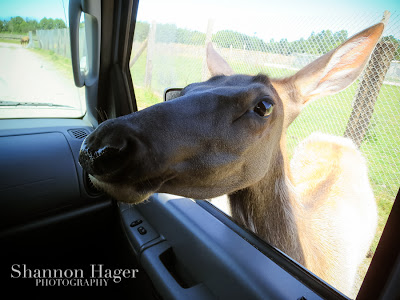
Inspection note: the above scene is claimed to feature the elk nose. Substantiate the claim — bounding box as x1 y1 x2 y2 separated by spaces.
79 144 126 176
79 124 144 177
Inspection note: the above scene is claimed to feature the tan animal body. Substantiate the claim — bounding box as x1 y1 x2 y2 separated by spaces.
20 36 29 46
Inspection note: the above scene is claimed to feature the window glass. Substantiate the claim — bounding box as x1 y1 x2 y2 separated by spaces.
0 0 85 118
130 0 400 298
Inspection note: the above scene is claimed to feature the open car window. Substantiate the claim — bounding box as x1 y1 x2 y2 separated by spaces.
129 1 400 298
0 0 86 118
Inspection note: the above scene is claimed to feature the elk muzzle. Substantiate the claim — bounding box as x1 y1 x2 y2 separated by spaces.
79 119 146 179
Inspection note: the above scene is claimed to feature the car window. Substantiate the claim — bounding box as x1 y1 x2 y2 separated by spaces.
130 1 400 298
0 0 85 118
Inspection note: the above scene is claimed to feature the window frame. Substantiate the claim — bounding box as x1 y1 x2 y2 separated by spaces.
106 0 400 298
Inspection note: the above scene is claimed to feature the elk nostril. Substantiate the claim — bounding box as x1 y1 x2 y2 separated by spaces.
93 146 125 174
78 120 146 177
79 146 98 175
79 144 129 176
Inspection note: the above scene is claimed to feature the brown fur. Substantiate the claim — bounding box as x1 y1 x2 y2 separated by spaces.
20 36 29 47
208 23 383 294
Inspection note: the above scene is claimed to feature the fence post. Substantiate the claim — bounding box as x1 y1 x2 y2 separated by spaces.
62 28 68 58
27 31 34 48
343 40 397 147
56 29 61 55
49 29 54 52
145 21 156 88
130 38 148 68
44 30 49 50
66 28 71 59
202 19 214 81
36 30 42 48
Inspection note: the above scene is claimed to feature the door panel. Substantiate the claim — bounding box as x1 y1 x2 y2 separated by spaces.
119 193 341 299
0 118 155 299
0 132 80 229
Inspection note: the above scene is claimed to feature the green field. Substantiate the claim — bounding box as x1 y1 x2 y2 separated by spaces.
0 38 20 44
0 32 27 42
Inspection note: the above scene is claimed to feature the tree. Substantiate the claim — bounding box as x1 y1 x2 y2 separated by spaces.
7 16 26 33
25 18 39 32
279 38 290 55
2 19 9 32
46 18 55 30
333 30 348 46
155 23 178 43
212 30 252 50
39 17 48 30
54 18 66 29
177 28 205 45
382 35 400 60
134 21 149 42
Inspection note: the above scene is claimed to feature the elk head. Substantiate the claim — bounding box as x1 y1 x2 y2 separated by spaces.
79 23 384 204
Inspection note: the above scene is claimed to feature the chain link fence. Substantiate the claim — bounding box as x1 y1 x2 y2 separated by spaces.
131 11 399 211
131 10 399 297
35 27 87 61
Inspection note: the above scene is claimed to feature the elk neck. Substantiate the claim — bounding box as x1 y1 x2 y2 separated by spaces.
228 136 305 265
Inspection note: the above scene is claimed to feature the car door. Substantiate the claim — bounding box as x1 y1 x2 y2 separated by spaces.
0 0 153 298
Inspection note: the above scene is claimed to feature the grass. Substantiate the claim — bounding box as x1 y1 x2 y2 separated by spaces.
134 87 162 110
29 47 74 79
0 38 74 79
0 33 27 43
0 38 20 44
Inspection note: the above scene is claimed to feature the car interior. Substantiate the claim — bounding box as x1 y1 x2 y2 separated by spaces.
0 0 399 299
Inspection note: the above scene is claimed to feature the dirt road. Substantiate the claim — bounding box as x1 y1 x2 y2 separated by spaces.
0 42 83 109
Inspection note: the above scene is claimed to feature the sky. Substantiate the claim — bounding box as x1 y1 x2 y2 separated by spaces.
0 0 68 22
0 0 399 41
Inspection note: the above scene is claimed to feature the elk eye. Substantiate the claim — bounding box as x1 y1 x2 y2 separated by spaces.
253 99 274 117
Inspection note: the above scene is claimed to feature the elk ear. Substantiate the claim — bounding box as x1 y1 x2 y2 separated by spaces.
292 22 384 105
207 43 235 76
